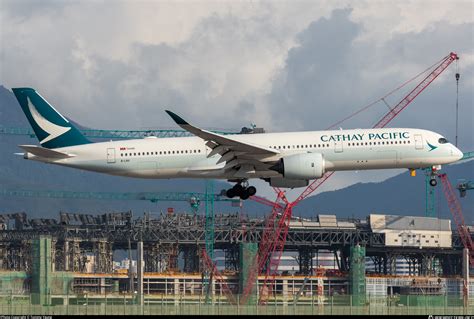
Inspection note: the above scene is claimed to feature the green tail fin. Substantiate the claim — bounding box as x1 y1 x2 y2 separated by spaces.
12 87 91 149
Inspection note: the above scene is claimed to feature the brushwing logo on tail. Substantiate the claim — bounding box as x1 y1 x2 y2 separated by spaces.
27 96 71 144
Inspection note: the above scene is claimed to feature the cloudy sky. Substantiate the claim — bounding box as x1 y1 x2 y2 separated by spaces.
1 0 473 199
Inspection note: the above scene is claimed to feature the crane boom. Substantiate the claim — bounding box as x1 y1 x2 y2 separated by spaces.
201 249 237 305
0 125 238 139
373 52 458 128
297 52 459 204
0 188 237 203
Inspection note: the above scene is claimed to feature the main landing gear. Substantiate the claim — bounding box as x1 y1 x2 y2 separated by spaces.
225 181 257 200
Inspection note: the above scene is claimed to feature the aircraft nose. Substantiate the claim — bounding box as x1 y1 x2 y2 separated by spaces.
452 146 463 160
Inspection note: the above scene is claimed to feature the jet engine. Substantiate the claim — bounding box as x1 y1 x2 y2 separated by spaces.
267 177 309 188
270 152 325 180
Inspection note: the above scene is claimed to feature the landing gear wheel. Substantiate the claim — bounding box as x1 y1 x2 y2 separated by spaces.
429 178 437 187
247 186 257 196
232 184 244 194
226 188 237 198
240 190 250 200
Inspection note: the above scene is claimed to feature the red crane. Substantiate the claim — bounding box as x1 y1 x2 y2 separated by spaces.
242 52 459 304
438 174 474 266
201 249 238 305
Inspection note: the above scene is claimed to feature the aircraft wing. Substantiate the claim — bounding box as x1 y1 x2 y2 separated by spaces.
166 110 279 174
19 145 75 159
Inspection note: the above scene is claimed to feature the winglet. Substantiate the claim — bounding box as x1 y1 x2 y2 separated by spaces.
165 110 189 125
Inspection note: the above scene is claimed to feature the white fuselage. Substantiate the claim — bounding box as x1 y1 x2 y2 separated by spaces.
25 128 463 182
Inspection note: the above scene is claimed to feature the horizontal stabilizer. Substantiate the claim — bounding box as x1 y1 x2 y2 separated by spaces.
19 145 74 159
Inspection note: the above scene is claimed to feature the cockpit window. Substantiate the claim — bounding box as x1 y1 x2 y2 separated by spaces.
438 137 448 144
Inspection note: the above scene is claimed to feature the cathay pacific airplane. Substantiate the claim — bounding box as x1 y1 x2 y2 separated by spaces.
12 87 463 200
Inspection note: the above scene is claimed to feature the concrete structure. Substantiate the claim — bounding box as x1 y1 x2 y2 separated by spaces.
370 214 452 248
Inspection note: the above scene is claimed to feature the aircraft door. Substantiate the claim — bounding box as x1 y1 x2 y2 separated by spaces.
414 134 424 150
107 148 116 163
334 140 343 153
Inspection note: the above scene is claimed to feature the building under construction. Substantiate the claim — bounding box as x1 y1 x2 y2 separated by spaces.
0 210 472 314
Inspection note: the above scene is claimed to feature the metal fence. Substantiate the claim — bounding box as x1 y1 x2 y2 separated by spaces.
0 293 472 315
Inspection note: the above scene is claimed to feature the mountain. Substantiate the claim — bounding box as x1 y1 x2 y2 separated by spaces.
0 85 472 223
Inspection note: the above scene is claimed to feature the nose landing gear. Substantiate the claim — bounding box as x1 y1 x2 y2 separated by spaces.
225 181 257 200
427 165 442 187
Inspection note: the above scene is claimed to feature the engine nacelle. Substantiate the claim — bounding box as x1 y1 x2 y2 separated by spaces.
268 177 309 188
270 152 325 180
